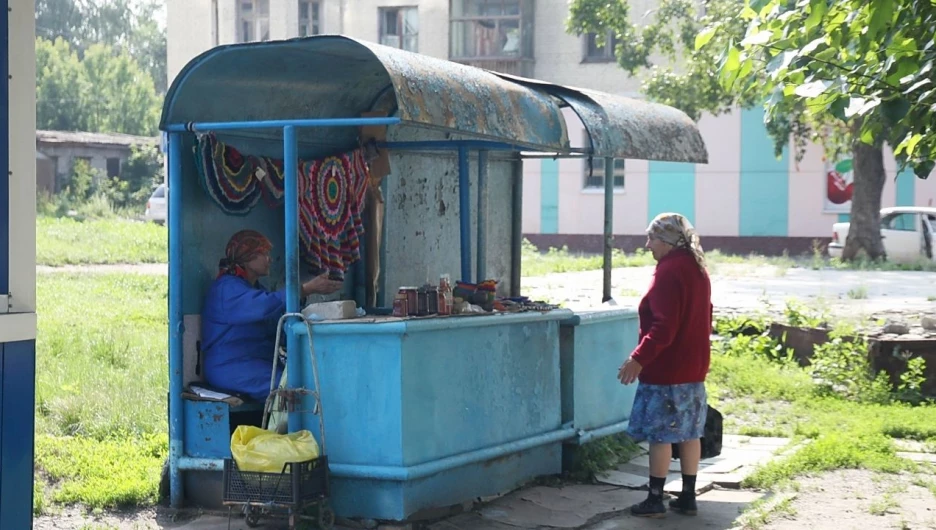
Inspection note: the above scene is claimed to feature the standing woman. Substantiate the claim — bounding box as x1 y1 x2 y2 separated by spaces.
618 213 713 518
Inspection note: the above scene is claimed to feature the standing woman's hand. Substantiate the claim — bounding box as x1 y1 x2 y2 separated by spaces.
618 357 643 385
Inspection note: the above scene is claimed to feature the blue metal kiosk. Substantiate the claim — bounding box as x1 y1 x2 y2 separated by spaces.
160 36 707 521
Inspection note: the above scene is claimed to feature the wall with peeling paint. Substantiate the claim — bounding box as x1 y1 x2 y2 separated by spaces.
382 149 515 295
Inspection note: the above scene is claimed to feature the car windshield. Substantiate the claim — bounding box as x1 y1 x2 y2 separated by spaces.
152 186 166 199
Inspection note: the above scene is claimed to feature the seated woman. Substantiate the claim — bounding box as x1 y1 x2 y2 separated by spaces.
200 229 343 401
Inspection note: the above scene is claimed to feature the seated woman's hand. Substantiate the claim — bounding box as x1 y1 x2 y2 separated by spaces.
302 273 344 296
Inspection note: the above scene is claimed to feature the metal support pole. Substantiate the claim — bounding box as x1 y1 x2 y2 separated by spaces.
167 132 184 508
164 117 401 132
354 243 366 308
602 157 614 302
458 146 471 282
510 157 523 297
377 178 389 307
476 151 488 283
283 126 302 433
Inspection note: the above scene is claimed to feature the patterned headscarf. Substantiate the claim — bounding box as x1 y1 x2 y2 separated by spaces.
646 213 706 270
218 229 273 279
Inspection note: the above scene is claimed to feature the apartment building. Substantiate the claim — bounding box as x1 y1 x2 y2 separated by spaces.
166 0 936 255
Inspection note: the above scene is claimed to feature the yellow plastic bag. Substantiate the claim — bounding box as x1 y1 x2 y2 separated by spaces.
230 425 320 473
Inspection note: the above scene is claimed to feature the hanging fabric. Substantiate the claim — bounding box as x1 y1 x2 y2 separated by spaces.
297 150 370 277
193 133 371 279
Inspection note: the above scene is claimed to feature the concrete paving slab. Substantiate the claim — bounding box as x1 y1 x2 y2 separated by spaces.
426 512 522 530
627 454 684 472
700 459 744 474
477 485 645 529
166 513 354 530
167 514 279 530
723 435 751 447
586 489 765 530
898 451 936 463
746 436 790 447
596 470 649 489
699 472 746 489
663 479 713 496
894 439 933 453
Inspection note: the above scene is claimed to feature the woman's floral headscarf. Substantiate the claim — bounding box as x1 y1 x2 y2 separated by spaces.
218 229 273 279
646 213 706 270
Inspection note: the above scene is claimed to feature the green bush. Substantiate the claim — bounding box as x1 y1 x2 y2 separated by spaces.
809 327 893 404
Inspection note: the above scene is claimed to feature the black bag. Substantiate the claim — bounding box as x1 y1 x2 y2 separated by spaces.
672 405 723 460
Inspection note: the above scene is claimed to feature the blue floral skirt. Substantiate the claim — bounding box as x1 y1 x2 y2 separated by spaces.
626 382 707 444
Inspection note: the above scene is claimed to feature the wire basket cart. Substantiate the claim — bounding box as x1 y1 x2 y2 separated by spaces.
223 313 334 530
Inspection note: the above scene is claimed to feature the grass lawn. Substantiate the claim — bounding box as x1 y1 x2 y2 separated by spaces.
31 221 936 516
35 215 936 276
706 322 936 489
34 272 167 513
37 216 167 266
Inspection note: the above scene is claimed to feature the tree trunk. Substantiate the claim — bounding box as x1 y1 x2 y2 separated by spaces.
841 127 887 261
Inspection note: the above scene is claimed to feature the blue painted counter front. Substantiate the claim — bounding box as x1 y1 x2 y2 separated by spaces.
559 308 639 445
292 309 574 520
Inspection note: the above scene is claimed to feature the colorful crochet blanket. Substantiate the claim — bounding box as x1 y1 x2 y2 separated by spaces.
194 133 369 279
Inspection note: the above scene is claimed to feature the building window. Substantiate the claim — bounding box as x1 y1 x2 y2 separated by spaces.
239 0 270 43
583 31 617 62
298 1 320 36
449 0 534 59
583 158 625 189
106 157 121 178
379 7 419 52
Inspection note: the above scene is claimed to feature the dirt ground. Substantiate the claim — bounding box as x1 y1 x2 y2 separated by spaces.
750 469 936 530
31 468 936 529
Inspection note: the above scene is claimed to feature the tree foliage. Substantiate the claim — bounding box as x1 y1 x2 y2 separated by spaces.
36 0 167 93
719 0 936 179
568 0 936 260
568 0 761 121
36 37 160 136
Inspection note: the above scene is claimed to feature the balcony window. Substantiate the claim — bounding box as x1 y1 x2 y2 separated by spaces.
239 0 270 43
449 0 534 59
584 156 625 190
584 31 618 62
379 7 418 52
298 0 321 37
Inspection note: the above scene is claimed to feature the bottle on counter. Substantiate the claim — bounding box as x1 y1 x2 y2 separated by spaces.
438 274 453 315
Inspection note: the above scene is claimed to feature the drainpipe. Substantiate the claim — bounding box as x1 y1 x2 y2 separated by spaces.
602 157 614 302
211 0 219 47
167 133 184 508
476 151 488 283
458 146 471 282
510 156 522 297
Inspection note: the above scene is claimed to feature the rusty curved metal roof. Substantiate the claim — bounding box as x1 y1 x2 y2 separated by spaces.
160 36 707 163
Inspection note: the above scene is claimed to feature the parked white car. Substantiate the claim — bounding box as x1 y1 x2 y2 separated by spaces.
828 206 936 263
144 184 167 224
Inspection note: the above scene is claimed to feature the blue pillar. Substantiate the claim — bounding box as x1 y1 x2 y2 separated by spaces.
0 0 9 293
0 341 36 528
167 132 184 508
283 126 304 434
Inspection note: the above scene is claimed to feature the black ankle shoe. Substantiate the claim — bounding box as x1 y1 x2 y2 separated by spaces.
668 495 698 515
631 497 666 518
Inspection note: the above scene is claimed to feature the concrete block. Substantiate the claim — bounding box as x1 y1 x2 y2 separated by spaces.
302 300 357 320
